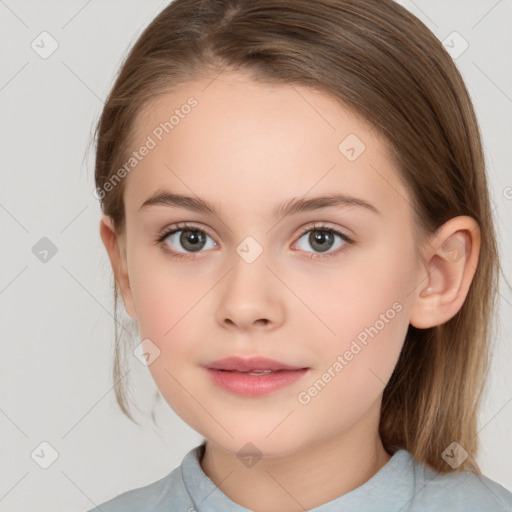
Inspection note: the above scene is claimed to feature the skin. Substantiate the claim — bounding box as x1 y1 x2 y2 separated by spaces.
100 70 480 511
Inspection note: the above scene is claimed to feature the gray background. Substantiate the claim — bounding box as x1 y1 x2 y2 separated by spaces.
0 1 511 510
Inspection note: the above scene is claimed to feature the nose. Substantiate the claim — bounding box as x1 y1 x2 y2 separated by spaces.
215 252 285 332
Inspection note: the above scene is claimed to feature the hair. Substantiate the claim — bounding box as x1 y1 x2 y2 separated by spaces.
93 0 504 474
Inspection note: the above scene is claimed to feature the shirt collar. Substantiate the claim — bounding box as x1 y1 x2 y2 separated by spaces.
180 443 416 511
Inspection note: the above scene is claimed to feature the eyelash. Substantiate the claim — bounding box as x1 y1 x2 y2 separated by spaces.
154 222 354 261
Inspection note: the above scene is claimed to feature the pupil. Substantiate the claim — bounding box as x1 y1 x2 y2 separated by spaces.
311 230 333 252
181 230 204 252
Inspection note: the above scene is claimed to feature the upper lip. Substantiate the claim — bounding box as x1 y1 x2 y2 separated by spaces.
204 356 307 371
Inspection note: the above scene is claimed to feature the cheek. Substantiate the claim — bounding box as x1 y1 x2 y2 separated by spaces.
127 245 206 338
303 241 414 384
126 252 220 374
128 260 208 412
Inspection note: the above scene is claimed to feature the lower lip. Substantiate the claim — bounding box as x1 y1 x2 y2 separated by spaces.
205 368 309 397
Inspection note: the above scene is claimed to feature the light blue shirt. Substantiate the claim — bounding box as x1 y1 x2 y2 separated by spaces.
87 443 512 511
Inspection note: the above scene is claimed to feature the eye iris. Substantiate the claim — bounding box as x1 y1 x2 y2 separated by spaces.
180 230 205 252
310 230 333 252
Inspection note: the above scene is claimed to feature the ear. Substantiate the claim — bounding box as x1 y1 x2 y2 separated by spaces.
99 214 137 320
409 216 480 329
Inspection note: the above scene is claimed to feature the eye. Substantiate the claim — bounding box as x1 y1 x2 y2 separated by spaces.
155 222 353 261
294 223 353 259
155 223 216 259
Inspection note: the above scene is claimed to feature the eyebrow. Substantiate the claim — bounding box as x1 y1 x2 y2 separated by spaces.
139 190 380 217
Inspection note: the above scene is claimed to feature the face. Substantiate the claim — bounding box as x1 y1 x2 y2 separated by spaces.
112 71 425 457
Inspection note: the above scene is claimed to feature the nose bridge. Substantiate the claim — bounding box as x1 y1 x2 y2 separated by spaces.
216 235 284 329
227 236 270 296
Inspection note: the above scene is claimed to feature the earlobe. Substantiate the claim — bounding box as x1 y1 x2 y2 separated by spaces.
409 216 480 329
99 215 138 320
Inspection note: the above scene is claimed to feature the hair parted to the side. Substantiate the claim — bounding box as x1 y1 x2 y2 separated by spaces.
93 0 503 474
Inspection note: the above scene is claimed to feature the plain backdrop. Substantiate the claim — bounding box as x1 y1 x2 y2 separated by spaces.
1 1 511 510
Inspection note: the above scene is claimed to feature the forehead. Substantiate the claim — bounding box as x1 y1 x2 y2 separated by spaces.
124 71 410 220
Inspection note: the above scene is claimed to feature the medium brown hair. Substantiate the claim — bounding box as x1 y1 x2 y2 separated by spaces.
94 0 503 473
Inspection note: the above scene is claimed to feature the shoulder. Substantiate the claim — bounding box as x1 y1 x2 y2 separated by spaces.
85 465 189 512
409 456 512 511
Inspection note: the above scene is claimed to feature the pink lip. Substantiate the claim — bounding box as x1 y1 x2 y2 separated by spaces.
203 356 310 397
204 356 306 372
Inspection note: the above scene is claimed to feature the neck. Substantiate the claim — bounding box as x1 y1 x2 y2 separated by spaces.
199 406 391 511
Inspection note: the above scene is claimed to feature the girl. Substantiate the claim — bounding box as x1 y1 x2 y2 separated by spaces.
90 0 512 510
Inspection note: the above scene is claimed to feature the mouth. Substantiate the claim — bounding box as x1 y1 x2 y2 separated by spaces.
204 355 308 372
215 369 286 375
203 356 310 397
